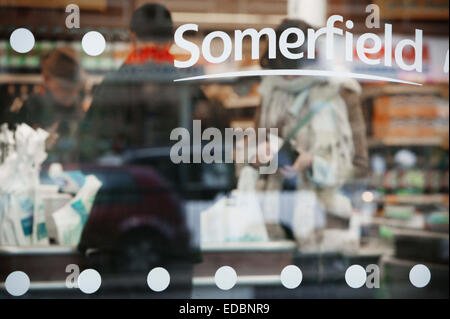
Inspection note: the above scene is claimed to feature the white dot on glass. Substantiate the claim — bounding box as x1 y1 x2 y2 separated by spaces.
409 264 431 288
280 265 303 289
362 191 374 203
81 31 106 56
10 28 35 53
147 267 171 292
77 269 101 294
345 265 367 289
346 20 354 29
5 271 30 296
215 266 237 291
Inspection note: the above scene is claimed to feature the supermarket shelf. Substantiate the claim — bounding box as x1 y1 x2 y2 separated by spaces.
193 275 281 287
342 241 394 258
0 281 68 291
368 136 446 148
391 228 449 240
380 194 449 206
380 255 450 270
362 84 448 99
0 73 43 84
0 241 297 256
361 214 425 231
0 73 104 85
0 275 282 293
0 245 77 256
0 0 107 10
201 240 296 253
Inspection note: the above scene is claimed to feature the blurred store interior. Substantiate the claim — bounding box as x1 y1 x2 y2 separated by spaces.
0 0 449 299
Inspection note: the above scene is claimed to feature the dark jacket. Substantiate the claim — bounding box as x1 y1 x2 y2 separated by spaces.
79 61 205 162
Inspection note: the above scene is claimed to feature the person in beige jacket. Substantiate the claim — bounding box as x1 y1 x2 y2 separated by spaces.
249 19 368 252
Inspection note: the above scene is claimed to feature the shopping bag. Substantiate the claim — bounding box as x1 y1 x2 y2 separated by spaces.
201 166 268 243
292 190 320 241
224 191 269 242
201 193 269 244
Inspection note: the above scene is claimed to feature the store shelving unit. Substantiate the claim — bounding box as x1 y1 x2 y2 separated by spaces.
380 194 449 206
367 136 447 148
327 1 449 299
0 73 104 86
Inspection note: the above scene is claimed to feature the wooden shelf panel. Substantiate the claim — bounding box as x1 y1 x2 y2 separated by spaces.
368 136 446 148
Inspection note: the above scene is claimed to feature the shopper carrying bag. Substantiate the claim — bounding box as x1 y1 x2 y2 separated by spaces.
250 19 364 251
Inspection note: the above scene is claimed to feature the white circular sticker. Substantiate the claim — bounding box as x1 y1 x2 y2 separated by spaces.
5 271 30 297
78 269 102 294
409 264 431 288
215 266 237 291
147 267 171 292
10 28 35 53
345 265 367 289
82 31 106 56
281 265 303 289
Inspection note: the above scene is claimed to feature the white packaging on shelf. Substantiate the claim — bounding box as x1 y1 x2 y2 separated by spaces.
42 192 73 242
0 123 49 246
32 184 60 245
52 175 102 246
48 163 85 194
8 190 35 245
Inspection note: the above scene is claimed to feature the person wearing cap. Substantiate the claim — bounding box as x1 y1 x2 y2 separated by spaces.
9 47 87 163
79 3 210 162
78 4 203 290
